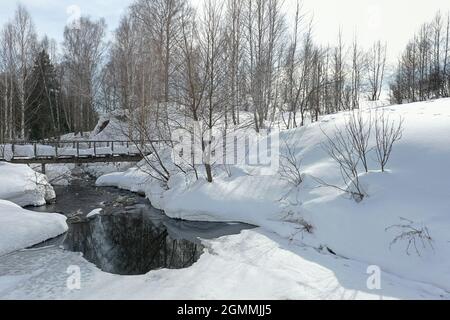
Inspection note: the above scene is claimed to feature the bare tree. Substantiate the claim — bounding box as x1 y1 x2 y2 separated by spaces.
332 29 346 111
245 0 285 132
367 41 387 101
374 111 404 172
13 5 37 139
350 36 364 109
279 134 303 187
346 110 372 173
321 125 366 202
132 0 186 103
224 0 244 126
0 23 16 141
63 17 107 135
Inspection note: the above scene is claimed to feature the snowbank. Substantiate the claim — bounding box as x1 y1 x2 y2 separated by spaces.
86 208 102 218
30 164 75 186
84 162 135 178
1 229 447 299
89 111 129 141
0 162 56 207
96 98 450 293
96 149 176 210
0 200 68 257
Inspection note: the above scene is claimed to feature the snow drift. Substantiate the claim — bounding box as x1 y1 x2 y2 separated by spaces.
0 200 68 257
96 98 450 292
0 162 56 207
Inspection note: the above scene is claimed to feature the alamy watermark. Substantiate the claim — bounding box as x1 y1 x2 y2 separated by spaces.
66 265 81 290
171 122 279 173
366 265 382 290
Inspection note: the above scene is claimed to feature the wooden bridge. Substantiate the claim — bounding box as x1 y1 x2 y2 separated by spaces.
0 140 160 170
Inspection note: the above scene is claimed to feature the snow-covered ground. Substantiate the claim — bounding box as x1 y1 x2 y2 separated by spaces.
0 200 67 257
96 98 450 295
0 162 55 206
0 229 447 300
1 98 449 300
0 163 67 259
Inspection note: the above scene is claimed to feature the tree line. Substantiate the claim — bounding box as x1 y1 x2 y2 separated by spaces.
0 5 106 141
4 0 427 144
100 0 388 137
391 11 450 103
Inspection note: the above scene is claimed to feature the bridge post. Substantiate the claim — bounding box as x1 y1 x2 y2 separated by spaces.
11 143 14 160
33 143 37 159
41 163 46 174
76 142 80 157
111 142 114 155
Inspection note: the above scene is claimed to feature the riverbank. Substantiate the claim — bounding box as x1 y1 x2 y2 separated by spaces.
2 227 447 300
29 175 254 275
1 164 448 299
1 99 450 299
0 162 67 257
0 200 67 257
96 98 450 294
0 162 55 207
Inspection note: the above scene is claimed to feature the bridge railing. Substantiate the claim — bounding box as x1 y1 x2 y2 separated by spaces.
0 140 166 161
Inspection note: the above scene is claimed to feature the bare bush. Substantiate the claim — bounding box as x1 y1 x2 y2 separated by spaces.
375 111 404 172
279 135 303 187
386 218 434 256
294 217 314 235
120 113 174 185
321 125 366 202
282 210 314 240
346 110 372 173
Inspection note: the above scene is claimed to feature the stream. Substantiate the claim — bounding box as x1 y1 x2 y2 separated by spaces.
29 174 254 276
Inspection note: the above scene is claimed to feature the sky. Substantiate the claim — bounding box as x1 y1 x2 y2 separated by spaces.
293 0 450 62
0 0 135 42
1 0 450 63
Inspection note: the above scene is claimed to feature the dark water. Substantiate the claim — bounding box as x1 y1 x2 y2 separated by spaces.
30 175 254 275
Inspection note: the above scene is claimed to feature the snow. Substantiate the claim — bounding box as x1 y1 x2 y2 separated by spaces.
0 162 56 207
83 162 135 178
89 111 129 141
30 163 75 186
1 98 449 299
0 200 68 257
97 166 149 194
86 208 102 218
0 143 141 161
95 98 450 294
0 229 447 300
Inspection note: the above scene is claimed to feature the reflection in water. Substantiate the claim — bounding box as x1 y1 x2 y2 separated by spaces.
66 213 203 275
30 175 254 275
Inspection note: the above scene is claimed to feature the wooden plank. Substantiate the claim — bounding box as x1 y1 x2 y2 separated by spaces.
7 154 143 165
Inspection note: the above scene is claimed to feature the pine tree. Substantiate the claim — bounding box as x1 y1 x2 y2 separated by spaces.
27 49 63 140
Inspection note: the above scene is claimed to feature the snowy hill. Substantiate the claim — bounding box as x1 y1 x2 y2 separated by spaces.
98 98 450 293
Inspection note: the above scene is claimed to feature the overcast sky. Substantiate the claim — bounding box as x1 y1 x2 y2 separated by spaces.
1 0 450 63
